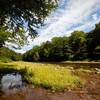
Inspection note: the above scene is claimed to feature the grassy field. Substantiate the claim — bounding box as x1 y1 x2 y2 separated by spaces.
0 61 92 90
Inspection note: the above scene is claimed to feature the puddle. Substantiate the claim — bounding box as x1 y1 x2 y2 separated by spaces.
0 73 25 96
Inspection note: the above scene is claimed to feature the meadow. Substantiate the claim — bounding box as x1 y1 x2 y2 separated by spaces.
0 61 89 91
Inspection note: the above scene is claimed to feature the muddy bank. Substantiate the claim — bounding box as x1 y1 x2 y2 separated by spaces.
0 85 100 100
43 62 100 69
0 87 81 100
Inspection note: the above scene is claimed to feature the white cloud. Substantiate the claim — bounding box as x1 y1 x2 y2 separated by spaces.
32 0 100 45
59 0 66 6
92 14 98 20
15 0 100 53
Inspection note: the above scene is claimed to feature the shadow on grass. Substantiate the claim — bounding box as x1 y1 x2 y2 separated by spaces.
0 63 20 75
0 67 19 75
0 63 27 78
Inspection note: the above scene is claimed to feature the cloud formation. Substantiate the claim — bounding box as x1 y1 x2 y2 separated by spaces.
15 0 100 53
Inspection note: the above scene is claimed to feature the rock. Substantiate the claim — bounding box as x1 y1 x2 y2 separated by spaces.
94 68 100 74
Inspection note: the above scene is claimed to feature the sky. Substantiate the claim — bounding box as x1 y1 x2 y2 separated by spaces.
14 0 100 53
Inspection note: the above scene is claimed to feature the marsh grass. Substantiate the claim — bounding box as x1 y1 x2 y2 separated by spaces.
75 68 93 73
19 63 83 90
0 61 83 90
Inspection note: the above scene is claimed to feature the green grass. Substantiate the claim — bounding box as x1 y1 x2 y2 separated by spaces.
62 60 100 63
23 65 82 90
0 57 12 63
0 61 83 90
75 68 92 73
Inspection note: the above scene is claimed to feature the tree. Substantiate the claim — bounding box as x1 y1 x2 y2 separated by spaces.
0 0 58 48
62 37 72 60
23 45 40 61
23 49 34 61
39 41 53 61
51 37 64 61
0 26 27 48
86 23 100 60
0 26 10 48
69 31 87 60
33 46 40 61
93 46 100 61
51 37 72 61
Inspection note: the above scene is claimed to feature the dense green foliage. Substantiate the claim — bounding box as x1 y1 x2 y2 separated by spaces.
0 47 22 62
0 26 27 48
69 31 87 60
86 23 100 60
0 26 11 48
0 0 58 48
23 23 100 62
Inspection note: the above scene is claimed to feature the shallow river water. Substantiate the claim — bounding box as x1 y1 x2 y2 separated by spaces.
0 73 100 100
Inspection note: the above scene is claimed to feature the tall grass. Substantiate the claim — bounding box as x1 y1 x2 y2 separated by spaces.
0 61 83 90
22 64 83 90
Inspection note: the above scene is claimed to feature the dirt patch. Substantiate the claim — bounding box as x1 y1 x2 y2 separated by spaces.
73 72 100 100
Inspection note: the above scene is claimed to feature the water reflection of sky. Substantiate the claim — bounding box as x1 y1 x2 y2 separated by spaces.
1 73 25 92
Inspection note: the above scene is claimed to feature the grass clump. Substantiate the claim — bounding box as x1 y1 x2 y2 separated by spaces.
75 68 92 73
23 65 83 90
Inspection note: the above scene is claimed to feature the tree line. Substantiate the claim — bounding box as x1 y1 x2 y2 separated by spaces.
23 23 100 62
0 47 22 62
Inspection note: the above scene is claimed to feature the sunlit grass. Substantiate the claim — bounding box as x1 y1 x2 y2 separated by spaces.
23 66 82 90
75 68 92 73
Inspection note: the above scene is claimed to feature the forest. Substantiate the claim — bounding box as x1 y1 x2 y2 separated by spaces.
23 23 100 62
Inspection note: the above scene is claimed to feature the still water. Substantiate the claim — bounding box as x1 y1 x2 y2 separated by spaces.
1 73 24 90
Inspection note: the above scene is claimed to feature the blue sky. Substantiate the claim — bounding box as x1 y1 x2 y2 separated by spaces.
14 0 100 53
